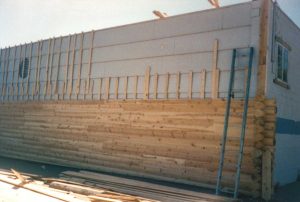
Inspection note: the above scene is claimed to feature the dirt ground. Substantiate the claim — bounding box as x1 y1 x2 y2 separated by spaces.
0 156 299 202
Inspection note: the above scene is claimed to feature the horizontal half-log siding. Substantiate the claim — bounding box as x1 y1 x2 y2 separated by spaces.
0 99 276 196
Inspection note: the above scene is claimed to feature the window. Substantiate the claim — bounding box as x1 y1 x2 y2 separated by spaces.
19 58 29 79
276 43 288 83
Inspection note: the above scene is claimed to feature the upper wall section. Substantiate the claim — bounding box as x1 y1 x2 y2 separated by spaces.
265 2 300 185
266 4 300 120
0 1 262 102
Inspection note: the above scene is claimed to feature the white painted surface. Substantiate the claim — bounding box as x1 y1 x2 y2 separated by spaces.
0 1 261 100
265 2 300 186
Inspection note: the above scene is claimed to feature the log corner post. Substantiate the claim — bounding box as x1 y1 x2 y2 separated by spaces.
262 149 272 201
257 0 270 98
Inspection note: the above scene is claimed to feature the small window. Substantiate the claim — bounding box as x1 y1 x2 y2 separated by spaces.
276 43 288 83
19 58 29 79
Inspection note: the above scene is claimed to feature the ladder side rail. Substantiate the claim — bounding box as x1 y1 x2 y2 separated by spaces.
233 47 254 198
216 49 237 195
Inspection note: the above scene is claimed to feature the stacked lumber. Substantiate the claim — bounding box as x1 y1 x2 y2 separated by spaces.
59 170 236 202
0 99 276 197
0 169 157 202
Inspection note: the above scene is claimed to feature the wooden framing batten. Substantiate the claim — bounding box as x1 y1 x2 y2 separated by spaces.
33 41 41 98
86 31 95 98
1 48 6 99
20 44 27 99
143 66 150 100
9 46 17 99
211 39 219 99
200 69 206 98
68 35 77 99
26 43 33 99
63 35 71 100
44 39 52 99
257 0 270 97
76 33 84 100
3 47 11 99
18 44 26 99
54 37 63 100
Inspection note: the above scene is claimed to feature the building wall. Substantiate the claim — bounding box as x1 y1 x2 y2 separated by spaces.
0 1 262 101
265 3 300 185
0 99 276 197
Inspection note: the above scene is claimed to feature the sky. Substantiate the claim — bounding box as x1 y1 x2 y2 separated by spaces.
0 0 299 48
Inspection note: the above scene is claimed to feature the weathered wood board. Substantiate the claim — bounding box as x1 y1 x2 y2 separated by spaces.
0 98 276 197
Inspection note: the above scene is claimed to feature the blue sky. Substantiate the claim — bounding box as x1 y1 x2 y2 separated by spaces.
0 0 299 47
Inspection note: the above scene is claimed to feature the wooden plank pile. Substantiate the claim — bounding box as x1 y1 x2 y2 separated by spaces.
0 169 158 202
59 170 236 202
0 99 276 197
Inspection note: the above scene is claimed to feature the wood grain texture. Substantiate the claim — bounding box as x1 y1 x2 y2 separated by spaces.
257 0 269 97
10 46 18 99
0 98 276 197
211 39 219 99
144 67 150 100
200 69 206 98
26 43 33 99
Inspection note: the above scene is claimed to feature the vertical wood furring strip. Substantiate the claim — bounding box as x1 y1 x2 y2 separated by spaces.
16 45 24 99
115 77 119 100
106 77 110 100
83 80 87 99
134 76 138 99
1 48 8 100
90 79 94 99
63 35 71 100
32 41 41 99
11 44 23 100
44 38 53 99
164 73 169 99
200 69 206 99
1 47 7 101
54 37 63 100
124 76 128 100
4 47 12 100
188 71 193 99
76 32 84 100
20 44 28 99
48 38 56 98
9 46 17 100
86 30 95 99
98 78 102 100
211 39 219 99
176 71 180 99
68 34 77 99
21 44 29 99
26 42 33 100
143 66 150 100
37 41 44 100
153 73 158 99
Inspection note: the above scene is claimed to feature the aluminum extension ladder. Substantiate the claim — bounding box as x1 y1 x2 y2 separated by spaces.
215 47 254 198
